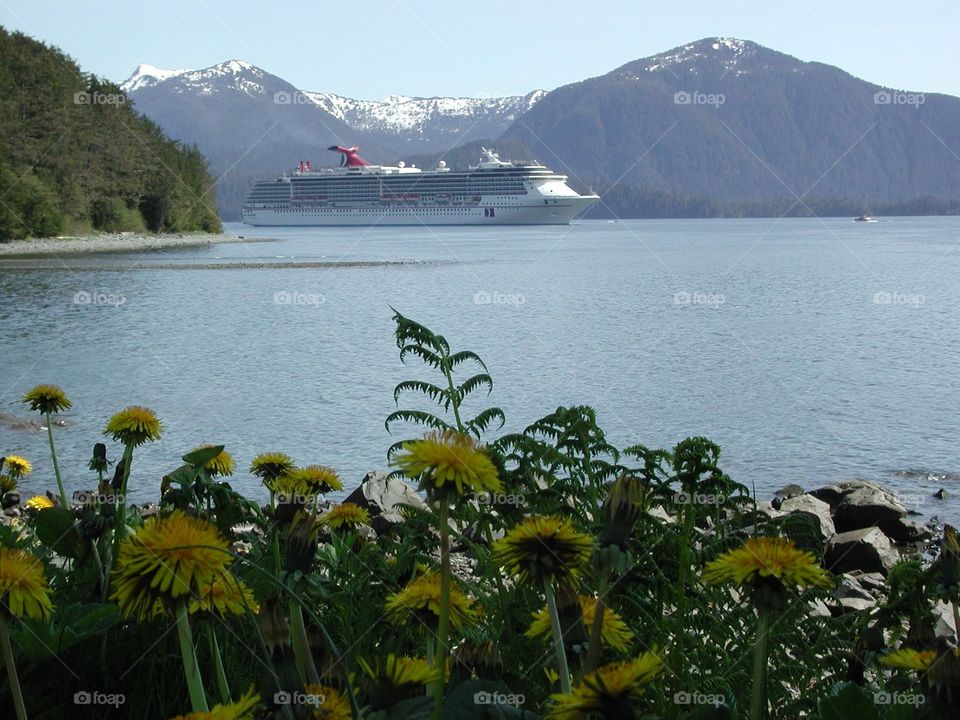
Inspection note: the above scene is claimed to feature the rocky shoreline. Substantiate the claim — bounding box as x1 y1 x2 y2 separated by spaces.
3 472 954 638
0 231 269 257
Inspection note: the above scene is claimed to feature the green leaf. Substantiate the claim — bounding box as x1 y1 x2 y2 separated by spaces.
13 603 120 660
34 506 84 558
182 444 224 467
817 682 881 720
441 679 538 720
385 696 433 720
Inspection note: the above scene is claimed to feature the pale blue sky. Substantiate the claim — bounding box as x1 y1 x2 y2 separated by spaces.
1 1 957 99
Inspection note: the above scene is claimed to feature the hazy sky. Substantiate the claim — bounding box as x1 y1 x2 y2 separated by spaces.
1 1 958 99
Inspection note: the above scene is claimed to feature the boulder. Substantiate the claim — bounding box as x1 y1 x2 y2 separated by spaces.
771 483 805 510
826 527 899 575
1 491 20 510
344 471 428 535
779 495 835 545
833 485 906 533
811 480 925 542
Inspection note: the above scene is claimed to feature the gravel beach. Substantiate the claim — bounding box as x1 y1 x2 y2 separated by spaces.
0 232 269 257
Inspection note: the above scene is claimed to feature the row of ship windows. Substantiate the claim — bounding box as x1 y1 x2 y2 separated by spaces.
255 205 524 213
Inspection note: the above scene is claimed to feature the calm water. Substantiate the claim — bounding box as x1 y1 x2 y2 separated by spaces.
1 218 958 521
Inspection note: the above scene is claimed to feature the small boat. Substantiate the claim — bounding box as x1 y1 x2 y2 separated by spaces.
854 214 877 222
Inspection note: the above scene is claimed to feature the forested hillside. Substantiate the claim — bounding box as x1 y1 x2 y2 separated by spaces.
0 27 221 240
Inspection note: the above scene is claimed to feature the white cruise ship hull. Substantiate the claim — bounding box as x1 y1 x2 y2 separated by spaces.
242 197 597 226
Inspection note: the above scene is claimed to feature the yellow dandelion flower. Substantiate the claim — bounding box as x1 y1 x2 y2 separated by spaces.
110 510 232 621
288 465 343 494
267 473 314 503
191 444 235 477
0 475 16 494
303 684 352 719
492 516 593 587
0 547 54 620
702 537 832 591
527 595 634 653
321 503 371 530
190 572 259 617
383 654 441 688
22 384 71 415
2 455 32 478
250 452 295 481
384 571 477 631
546 652 664 720
880 648 937 672
168 687 260 719
392 430 501 497
24 495 55 511
104 405 163 447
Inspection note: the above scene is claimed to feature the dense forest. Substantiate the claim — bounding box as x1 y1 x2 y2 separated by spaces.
0 27 221 241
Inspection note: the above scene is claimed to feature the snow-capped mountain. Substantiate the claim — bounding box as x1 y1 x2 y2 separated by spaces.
120 61 543 148
303 90 545 139
120 60 270 96
119 60 544 218
120 63 189 92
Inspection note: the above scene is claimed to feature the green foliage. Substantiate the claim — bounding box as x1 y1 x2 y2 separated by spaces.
0 26 221 240
2 312 955 719
386 309 505 457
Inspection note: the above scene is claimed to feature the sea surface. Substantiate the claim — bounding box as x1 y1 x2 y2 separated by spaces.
1 218 958 522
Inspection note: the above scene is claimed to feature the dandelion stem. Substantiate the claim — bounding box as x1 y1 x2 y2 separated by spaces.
544 580 572 694
750 608 771 720
112 444 134 557
290 600 320 685
207 626 231 704
585 575 609 673
175 603 208 712
44 411 69 508
431 501 451 720
0 619 28 720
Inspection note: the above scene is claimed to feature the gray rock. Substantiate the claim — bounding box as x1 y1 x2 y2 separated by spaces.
772 483 805 509
834 596 875 613
779 495 835 545
646 505 676 524
848 571 887 594
933 488 947 500
1 491 20 509
344 471 428 535
812 480 924 542
932 601 957 642
826 526 899 575
807 598 832 618
834 485 907 533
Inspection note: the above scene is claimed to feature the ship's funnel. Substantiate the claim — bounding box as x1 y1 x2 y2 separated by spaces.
327 145 369 167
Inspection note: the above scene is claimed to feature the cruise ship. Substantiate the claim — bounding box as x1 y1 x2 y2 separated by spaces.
241 146 598 226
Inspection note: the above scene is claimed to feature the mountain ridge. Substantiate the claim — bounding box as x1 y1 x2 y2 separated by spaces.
120 38 960 219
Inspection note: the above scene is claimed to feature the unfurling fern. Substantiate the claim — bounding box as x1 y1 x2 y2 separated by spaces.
385 309 505 461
